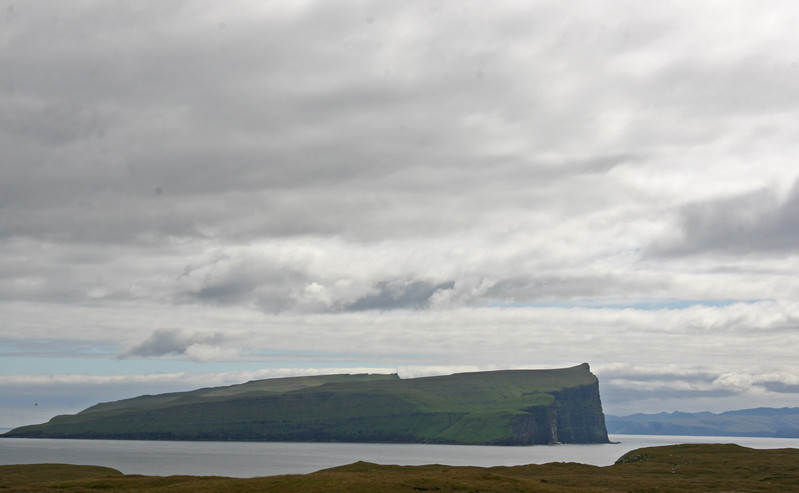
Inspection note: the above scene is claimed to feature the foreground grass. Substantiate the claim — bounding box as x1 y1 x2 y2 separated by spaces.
2 443 798 492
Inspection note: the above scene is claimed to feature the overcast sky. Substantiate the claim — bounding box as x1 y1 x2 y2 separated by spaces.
3 0 799 428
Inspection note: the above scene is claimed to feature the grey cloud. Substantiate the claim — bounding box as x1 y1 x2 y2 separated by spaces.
0 1 658 247
763 382 799 394
346 280 455 311
603 368 721 384
597 365 799 413
0 338 116 357
484 276 608 303
178 254 311 313
640 57 799 119
1 101 104 147
598 369 739 410
483 273 669 304
5 0 769 252
120 329 227 358
175 244 464 313
120 329 189 358
600 385 738 408
648 177 799 257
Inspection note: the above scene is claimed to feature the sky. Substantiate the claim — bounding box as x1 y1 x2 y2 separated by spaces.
2 1 799 428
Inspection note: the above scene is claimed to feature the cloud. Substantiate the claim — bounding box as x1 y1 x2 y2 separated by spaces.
763 382 799 394
597 364 799 414
346 279 455 311
713 371 799 393
4 1 775 248
176 248 317 312
4 1 799 422
482 274 666 304
120 329 231 360
648 177 799 256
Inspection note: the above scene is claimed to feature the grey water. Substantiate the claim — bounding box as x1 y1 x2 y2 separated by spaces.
2 435 799 478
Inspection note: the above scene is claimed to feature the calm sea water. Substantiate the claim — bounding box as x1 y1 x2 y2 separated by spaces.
2 435 798 478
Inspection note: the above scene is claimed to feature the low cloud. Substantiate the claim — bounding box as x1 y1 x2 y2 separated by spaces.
713 371 799 393
597 364 799 414
346 279 455 311
177 248 458 313
648 177 799 257
763 382 799 394
177 250 313 312
120 329 230 360
482 274 665 304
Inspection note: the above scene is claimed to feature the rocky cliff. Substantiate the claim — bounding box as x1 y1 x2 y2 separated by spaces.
500 381 608 444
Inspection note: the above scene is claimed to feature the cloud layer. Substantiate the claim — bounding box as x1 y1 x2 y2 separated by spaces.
649 177 799 256
3 1 799 425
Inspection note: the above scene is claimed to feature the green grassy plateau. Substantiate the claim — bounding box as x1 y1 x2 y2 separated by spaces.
4 364 608 445
2 444 798 492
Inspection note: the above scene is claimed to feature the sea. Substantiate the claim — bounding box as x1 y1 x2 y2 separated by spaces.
2 435 799 478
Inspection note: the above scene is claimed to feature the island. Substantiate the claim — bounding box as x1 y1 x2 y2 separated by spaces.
3 363 609 445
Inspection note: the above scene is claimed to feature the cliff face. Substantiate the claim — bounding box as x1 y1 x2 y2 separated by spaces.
4 365 610 445
552 382 610 443
500 382 609 445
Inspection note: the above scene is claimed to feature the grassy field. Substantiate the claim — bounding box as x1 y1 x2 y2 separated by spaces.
1 443 797 492
5 364 608 444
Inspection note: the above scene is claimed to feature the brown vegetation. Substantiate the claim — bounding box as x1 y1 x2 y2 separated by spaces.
1 443 798 492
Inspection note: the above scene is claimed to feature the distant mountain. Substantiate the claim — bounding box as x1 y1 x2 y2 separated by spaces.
3 364 610 445
606 407 799 437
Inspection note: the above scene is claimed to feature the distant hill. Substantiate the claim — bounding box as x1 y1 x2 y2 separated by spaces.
3 363 610 445
5 444 799 491
606 407 799 437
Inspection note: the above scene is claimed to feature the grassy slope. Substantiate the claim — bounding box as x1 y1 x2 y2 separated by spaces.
2 444 798 492
5 364 602 444
77 373 401 415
